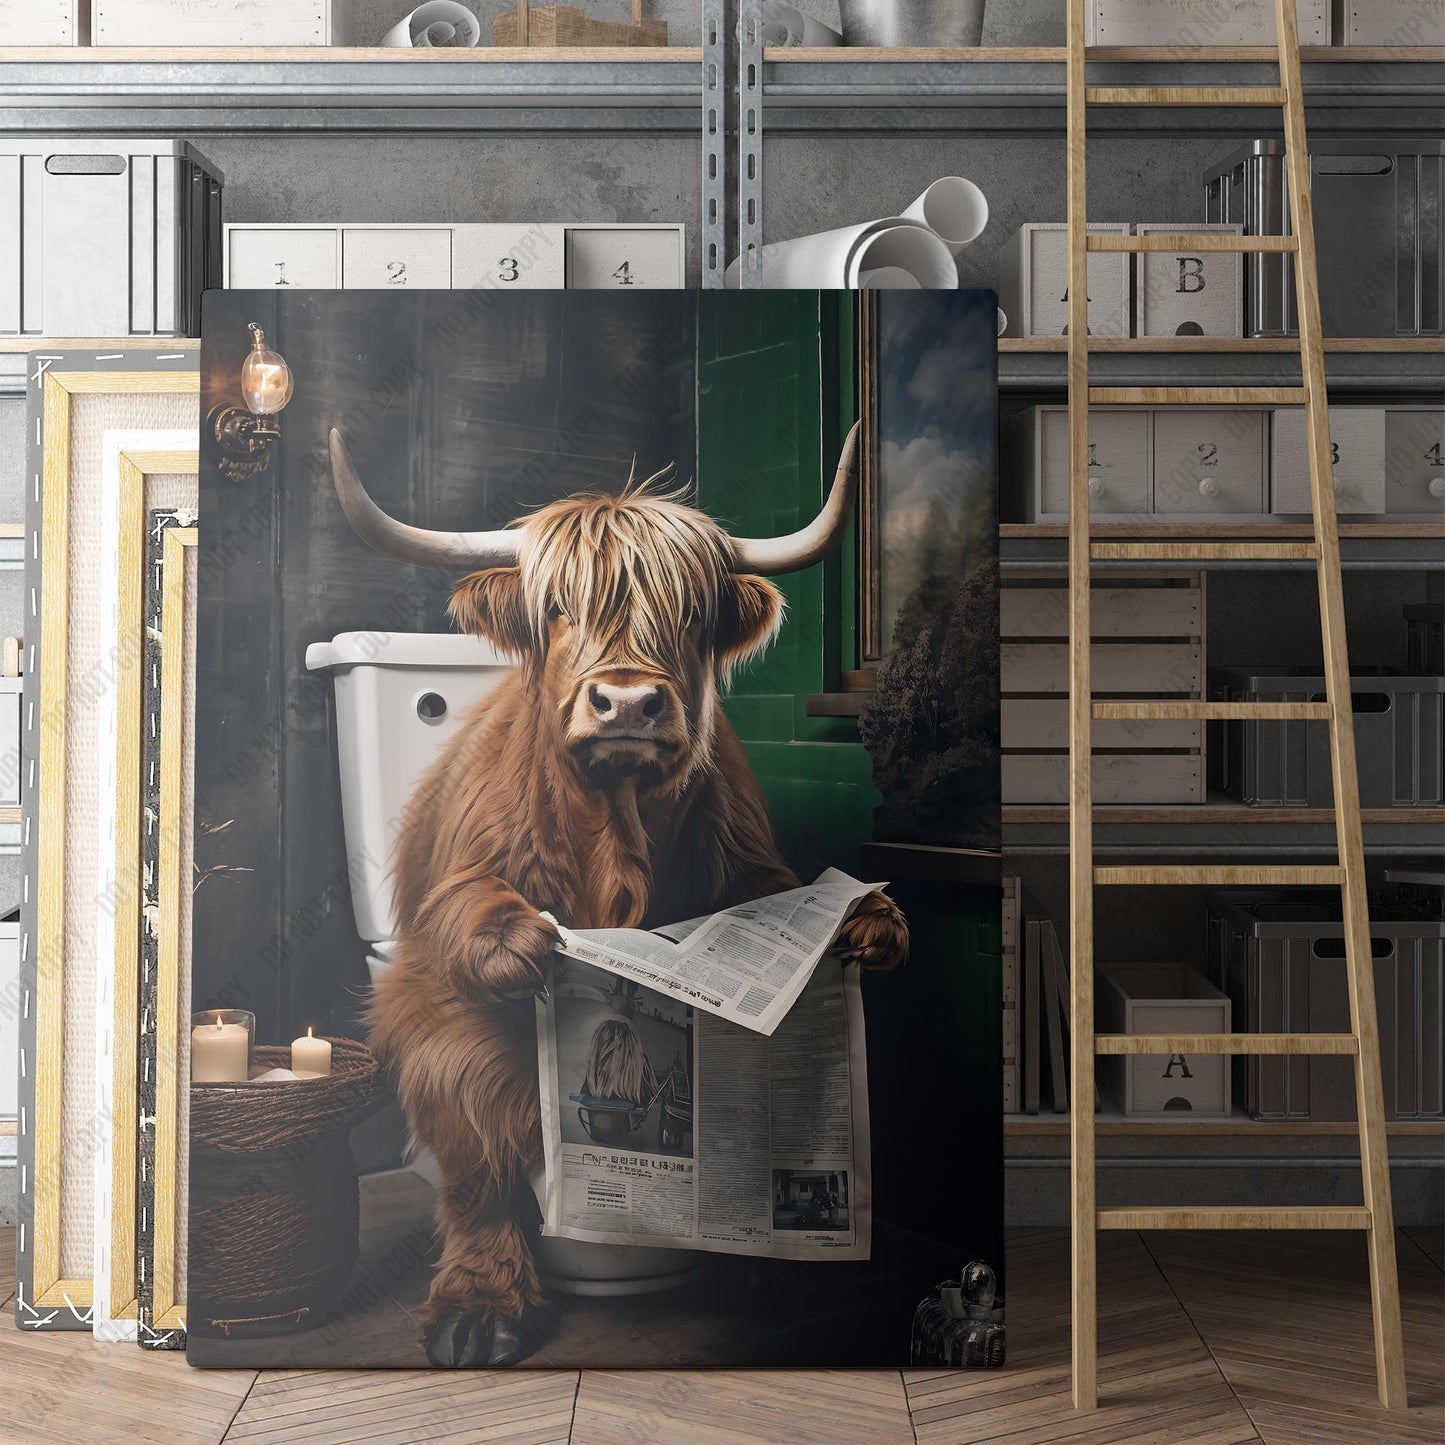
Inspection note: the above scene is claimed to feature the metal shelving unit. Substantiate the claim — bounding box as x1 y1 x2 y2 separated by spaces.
761 47 1445 134
0 47 706 133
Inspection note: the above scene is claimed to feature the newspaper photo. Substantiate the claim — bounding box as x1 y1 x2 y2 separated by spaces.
535 953 871 1262
549 867 878 1036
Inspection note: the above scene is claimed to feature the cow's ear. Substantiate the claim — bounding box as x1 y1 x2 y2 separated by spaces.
717 573 784 678
449 568 530 656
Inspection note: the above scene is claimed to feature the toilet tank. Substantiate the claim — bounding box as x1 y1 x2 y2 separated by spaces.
304 631 511 945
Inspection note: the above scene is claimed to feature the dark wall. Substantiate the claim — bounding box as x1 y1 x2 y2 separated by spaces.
195 290 698 1045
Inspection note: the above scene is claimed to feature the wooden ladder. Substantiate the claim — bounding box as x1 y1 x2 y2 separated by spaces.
1064 0 1408 1412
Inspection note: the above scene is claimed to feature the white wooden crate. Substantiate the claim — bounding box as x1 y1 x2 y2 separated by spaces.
1134 223 1243 339
1332 0 1444 44
93 0 352 44
1097 966 1232 1119
1271 406 1387 515
224 223 684 291
1087 0 1329 45
0 0 85 43
997 223 1131 339
1001 575 1206 806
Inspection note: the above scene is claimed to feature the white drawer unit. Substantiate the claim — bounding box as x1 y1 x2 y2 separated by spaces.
1271 407 1387 515
342 228 453 290
1385 407 1445 515
1004 406 1150 521
1134 223 1244 339
566 225 685 289
453 223 567 290
0 0 84 42
225 223 684 291
227 227 340 290
997 223 1131 339
1087 0 1329 44
93 0 353 44
1332 0 1445 43
1152 408 1267 516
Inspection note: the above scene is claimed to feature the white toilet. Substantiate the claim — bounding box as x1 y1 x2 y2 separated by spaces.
305 630 702 1297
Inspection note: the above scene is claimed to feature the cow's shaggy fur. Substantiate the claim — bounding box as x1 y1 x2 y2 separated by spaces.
367 478 909 1358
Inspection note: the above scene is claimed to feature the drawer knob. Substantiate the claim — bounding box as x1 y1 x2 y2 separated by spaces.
1429 477 1445 500
1087 474 1105 497
1197 476 1219 498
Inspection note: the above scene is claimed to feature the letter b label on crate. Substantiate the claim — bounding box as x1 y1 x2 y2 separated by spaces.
1136 223 1244 337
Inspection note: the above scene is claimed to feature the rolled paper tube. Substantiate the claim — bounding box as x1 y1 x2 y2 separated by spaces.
997 307 1008 336
725 218 956 290
759 1 844 45
901 177 990 255
845 223 958 290
857 267 923 289
381 1 481 47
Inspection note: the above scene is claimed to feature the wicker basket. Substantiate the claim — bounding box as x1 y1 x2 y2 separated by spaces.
189 1038 385 1337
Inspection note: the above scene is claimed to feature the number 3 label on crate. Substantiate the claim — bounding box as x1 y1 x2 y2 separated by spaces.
566 227 683 289
452 225 565 290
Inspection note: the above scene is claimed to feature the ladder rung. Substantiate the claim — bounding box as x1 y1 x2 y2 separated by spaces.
1088 386 1309 405
1095 1033 1358 1057
1086 234 1297 253
1091 542 1320 562
1097 1207 1370 1232
1086 86 1287 107
1093 701 1332 721
1094 866 1345 886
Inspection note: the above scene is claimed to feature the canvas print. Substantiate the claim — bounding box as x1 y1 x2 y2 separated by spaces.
189 289 1000 1370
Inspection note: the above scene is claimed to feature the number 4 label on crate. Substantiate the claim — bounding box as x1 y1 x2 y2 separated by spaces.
566 227 684 289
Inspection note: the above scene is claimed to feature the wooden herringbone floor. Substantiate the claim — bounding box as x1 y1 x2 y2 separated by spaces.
2 1224 1440 1444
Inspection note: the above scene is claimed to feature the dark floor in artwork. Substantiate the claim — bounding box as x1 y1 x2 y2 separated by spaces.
185 1169 930 1371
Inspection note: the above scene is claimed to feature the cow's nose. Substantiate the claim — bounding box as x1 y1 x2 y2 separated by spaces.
587 681 667 729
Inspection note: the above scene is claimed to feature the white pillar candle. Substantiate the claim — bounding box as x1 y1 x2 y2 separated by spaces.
191 1014 249 1083
291 1027 332 1077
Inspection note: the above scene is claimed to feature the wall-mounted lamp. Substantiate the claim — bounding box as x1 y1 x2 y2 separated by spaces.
210 322 294 482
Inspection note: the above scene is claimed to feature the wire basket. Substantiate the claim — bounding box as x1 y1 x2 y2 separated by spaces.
188 1039 385 1337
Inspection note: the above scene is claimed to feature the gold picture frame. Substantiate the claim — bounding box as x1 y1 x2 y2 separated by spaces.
95 444 199 1338
17 356 199 1328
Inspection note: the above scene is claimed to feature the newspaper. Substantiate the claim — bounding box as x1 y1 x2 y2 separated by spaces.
536 952 871 1261
548 868 878 1037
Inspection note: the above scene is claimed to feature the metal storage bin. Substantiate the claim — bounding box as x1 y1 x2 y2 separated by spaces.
1097 965 1232 1119
1204 139 1444 338
1209 665 1444 807
1406 603 1445 676
1207 891 1444 1121
0 139 223 338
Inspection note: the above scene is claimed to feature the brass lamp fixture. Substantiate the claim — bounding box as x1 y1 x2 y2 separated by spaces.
210 321 294 482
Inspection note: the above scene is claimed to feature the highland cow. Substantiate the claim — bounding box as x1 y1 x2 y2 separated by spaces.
327 424 908 1367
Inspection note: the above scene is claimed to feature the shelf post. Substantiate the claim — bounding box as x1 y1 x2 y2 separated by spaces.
702 0 727 288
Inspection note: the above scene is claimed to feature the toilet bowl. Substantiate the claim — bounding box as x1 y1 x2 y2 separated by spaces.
307 630 703 1297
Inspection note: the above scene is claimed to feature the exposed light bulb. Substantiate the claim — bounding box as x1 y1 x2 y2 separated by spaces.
240 321 294 416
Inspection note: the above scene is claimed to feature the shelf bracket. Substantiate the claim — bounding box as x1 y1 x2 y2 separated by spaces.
702 0 727 288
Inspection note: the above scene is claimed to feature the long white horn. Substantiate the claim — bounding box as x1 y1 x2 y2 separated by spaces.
329 428 521 571
730 420 861 576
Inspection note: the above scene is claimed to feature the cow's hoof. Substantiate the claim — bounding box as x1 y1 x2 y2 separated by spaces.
425 1307 493 1368
488 1302 561 1367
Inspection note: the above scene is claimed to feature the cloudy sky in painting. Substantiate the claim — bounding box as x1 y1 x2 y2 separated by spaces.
875 290 997 643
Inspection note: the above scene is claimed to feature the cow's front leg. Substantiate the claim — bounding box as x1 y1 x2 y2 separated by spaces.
414 868 559 1004
424 1166 554 1368
837 889 909 972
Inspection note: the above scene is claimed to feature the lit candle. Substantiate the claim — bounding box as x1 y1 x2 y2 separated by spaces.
291 1027 332 1077
191 1013 249 1083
